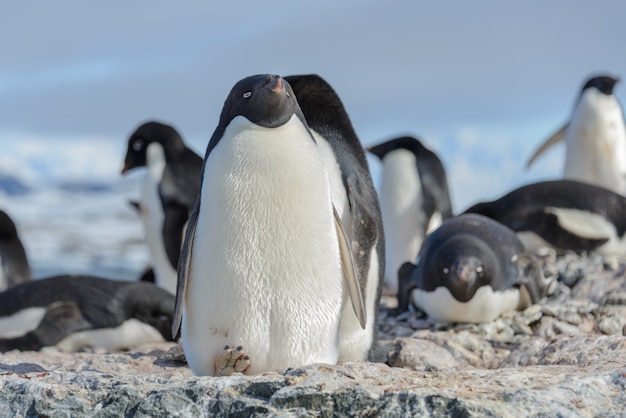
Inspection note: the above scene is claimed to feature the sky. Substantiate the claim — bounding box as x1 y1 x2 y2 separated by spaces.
1 1 626 212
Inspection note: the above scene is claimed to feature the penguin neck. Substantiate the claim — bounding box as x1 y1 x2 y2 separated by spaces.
146 142 167 182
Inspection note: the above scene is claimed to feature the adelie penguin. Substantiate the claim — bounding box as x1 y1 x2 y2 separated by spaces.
527 75 626 195
0 210 31 291
173 74 378 376
367 136 452 294
464 180 626 255
285 74 384 363
395 214 555 323
122 121 203 295
0 275 175 352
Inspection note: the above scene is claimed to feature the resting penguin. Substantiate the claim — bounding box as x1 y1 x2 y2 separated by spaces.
285 74 384 362
527 75 626 195
173 74 367 376
122 121 203 294
367 136 452 294
395 214 554 323
0 275 175 352
0 210 31 291
464 180 626 255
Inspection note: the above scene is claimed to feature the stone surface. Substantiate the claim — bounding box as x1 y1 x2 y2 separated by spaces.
0 252 625 417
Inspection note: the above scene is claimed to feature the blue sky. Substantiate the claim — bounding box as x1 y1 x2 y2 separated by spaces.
1 1 626 211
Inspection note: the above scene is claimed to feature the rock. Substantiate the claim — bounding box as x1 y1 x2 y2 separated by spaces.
386 338 462 371
1 252 625 416
0 341 623 417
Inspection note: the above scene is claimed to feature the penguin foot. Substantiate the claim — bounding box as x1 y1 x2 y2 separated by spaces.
215 345 251 376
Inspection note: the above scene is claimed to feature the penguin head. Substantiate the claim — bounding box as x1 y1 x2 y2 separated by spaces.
366 136 425 161
582 75 620 96
433 234 496 302
122 121 185 174
122 282 176 341
0 210 18 241
218 74 304 129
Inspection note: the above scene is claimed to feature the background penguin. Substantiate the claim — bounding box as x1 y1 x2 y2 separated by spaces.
0 209 31 291
367 136 452 294
394 214 554 323
526 75 626 195
285 74 384 363
122 121 203 294
464 180 626 255
0 275 175 352
173 74 367 376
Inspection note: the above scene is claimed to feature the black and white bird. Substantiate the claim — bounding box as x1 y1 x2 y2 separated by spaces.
0 275 175 352
0 210 31 291
527 75 626 195
464 180 626 255
122 121 203 294
367 136 452 294
395 214 554 323
173 74 373 376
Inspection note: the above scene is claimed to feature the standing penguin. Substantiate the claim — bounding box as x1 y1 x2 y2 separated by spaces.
122 122 203 294
173 74 367 376
0 210 31 291
527 75 626 195
367 136 452 294
285 74 384 363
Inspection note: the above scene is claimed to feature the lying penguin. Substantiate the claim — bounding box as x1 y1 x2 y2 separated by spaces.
367 136 452 294
0 209 31 291
464 180 626 255
0 275 175 352
526 75 626 195
395 214 555 323
122 121 203 295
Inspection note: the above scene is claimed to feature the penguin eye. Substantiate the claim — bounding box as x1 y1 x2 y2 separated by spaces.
132 138 144 151
443 267 450 274
242 91 252 99
476 266 484 274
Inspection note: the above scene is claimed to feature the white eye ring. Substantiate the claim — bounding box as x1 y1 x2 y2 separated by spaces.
132 139 144 151
443 267 450 274
476 266 483 273
243 92 252 99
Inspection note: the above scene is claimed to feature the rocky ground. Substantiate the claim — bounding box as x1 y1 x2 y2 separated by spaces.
0 252 625 417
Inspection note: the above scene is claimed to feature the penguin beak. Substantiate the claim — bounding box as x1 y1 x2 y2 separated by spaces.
448 261 478 301
121 164 129 175
266 75 284 93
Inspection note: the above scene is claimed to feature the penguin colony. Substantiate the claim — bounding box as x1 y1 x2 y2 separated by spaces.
0 73 624 377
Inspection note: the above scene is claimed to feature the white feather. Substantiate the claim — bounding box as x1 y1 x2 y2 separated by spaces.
140 142 177 294
313 131 375 361
564 88 626 195
411 286 521 323
182 115 345 376
55 318 165 352
0 307 47 338
379 149 425 293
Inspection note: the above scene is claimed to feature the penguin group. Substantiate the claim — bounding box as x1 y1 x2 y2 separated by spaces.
0 71 624 377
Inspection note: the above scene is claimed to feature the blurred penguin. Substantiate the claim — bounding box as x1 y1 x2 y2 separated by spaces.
368 136 452 294
527 75 626 195
0 210 31 291
122 121 203 294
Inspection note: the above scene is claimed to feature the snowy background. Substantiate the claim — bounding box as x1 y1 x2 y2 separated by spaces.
1 1 625 280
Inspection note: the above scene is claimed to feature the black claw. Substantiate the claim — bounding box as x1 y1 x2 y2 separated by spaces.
224 345 230 350
236 345 243 351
